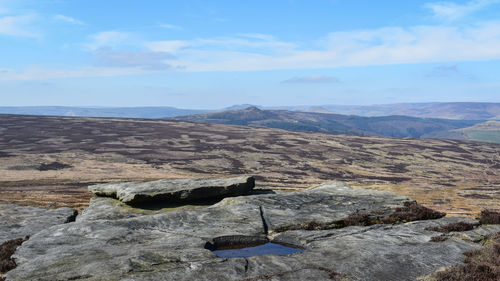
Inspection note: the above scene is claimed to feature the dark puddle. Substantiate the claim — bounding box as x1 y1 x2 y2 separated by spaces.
211 242 304 258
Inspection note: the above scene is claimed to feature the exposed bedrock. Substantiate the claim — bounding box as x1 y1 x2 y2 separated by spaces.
88 176 255 204
4 180 500 280
0 203 77 244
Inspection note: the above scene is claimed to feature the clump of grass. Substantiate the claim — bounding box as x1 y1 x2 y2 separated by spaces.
340 211 374 227
275 202 446 233
0 236 29 273
274 221 338 233
479 209 500 225
434 232 500 281
426 221 476 234
430 234 448 242
381 201 446 224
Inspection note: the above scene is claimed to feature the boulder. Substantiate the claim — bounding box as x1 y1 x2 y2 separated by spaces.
88 176 255 204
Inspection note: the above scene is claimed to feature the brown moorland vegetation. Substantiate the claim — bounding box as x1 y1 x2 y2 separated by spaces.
479 209 500 224
0 114 499 216
433 232 500 281
0 236 29 274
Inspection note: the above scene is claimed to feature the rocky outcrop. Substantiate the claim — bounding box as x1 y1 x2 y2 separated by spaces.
88 176 255 204
216 182 414 233
0 203 77 244
4 181 500 280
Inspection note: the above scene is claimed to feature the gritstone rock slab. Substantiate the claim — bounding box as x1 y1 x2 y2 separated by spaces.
88 176 255 204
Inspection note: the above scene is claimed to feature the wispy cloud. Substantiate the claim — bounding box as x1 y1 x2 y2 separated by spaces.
0 14 38 37
158 23 181 30
424 0 500 21
0 66 149 80
5 20 500 79
143 22 500 72
426 64 475 79
53 14 84 25
145 40 189 53
281 75 340 84
85 31 130 50
427 65 460 77
93 48 174 70
147 34 295 53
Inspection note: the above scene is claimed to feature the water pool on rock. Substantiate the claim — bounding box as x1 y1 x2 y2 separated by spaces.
211 242 304 258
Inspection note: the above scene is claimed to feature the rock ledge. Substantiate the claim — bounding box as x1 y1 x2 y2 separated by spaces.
88 176 255 204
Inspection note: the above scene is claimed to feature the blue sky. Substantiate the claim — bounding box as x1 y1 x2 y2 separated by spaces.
1 0 500 108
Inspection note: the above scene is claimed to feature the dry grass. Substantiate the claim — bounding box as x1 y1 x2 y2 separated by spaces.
430 235 449 242
382 201 446 223
425 222 476 234
433 232 500 281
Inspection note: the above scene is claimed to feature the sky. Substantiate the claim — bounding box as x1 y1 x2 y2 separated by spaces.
0 0 500 109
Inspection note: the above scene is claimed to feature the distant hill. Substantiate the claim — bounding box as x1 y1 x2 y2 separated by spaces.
171 106 483 139
223 104 259 111
307 102 500 120
223 102 500 120
456 121 500 144
0 106 212 118
2 102 499 120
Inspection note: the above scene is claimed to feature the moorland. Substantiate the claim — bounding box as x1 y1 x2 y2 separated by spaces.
0 113 498 216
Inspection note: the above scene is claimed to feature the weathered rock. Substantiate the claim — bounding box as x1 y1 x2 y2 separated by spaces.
0 203 77 244
8 203 265 280
88 176 255 204
216 182 414 233
76 196 221 222
5 181 500 281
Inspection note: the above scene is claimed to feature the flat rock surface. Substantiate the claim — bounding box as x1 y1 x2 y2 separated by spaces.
5 182 500 281
216 182 413 233
0 203 77 244
88 176 255 204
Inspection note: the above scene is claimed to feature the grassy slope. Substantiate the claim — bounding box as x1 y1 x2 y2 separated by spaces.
456 121 500 144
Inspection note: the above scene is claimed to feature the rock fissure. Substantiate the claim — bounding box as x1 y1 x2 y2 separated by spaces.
258 206 269 235
244 258 249 273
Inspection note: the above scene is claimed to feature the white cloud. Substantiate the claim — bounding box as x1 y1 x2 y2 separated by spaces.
281 75 340 84
192 34 296 52
145 40 189 53
86 31 130 50
424 0 500 21
145 34 296 59
93 48 174 70
5 21 500 79
0 66 151 80
0 68 13 74
426 64 476 80
158 23 181 30
0 14 38 37
53 14 84 25
141 22 500 72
